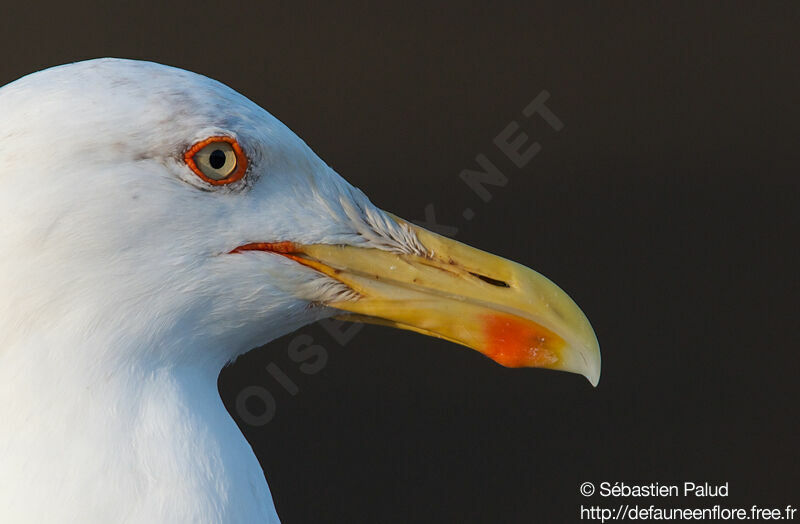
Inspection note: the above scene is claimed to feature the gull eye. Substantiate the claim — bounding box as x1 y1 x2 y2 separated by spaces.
184 136 248 185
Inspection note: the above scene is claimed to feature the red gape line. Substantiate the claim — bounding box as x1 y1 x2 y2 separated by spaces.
229 241 314 268
231 241 319 270
230 242 300 255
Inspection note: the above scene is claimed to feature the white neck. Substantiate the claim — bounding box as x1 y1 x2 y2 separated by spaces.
0 336 279 523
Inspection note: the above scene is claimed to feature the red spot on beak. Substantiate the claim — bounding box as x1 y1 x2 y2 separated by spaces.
482 314 563 368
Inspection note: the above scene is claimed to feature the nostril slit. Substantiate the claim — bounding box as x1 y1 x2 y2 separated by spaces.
470 272 510 288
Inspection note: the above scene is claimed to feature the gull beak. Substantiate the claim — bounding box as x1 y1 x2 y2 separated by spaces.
239 215 601 385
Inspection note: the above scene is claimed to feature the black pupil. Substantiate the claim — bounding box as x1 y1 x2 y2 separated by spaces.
209 149 227 170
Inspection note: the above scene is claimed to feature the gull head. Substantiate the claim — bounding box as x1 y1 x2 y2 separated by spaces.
0 58 600 384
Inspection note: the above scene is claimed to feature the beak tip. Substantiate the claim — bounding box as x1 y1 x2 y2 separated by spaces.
563 336 601 387
585 348 602 387
562 312 601 388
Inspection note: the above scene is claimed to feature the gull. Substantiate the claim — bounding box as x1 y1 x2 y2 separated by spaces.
0 59 600 523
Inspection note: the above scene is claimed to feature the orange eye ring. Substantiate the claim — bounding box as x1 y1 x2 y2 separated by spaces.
184 136 249 185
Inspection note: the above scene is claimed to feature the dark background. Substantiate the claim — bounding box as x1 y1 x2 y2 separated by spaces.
3 2 797 522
